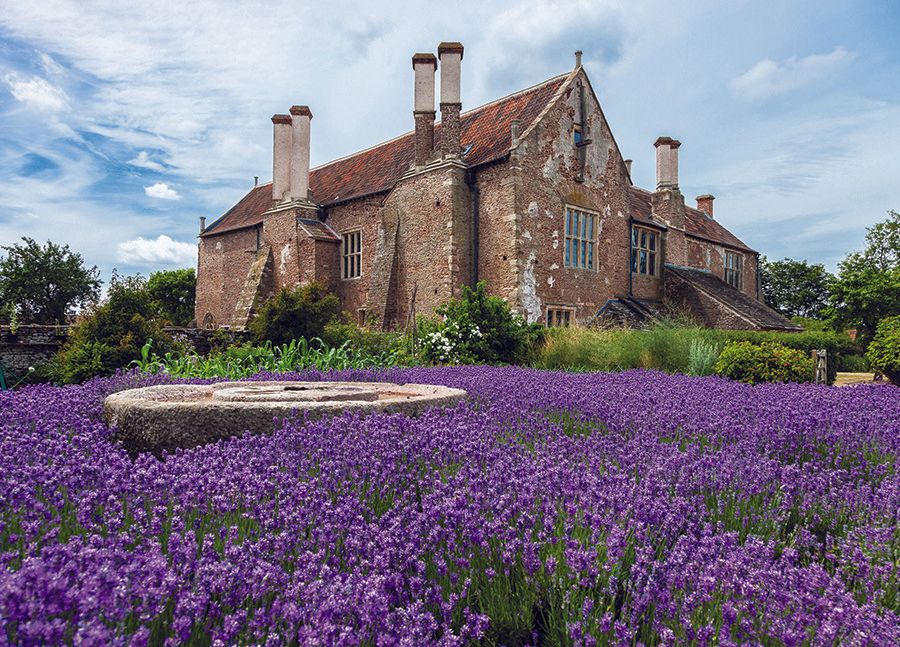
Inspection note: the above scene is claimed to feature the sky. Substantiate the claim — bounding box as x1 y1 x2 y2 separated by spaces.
1 0 898 284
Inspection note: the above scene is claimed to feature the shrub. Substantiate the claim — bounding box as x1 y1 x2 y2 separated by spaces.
714 341 814 385
422 281 542 365
866 315 900 385
249 282 342 346
55 274 175 384
321 321 405 357
686 338 720 376
839 353 870 373
706 329 855 385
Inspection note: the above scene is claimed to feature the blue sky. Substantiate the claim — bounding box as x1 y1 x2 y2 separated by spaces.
1 0 898 283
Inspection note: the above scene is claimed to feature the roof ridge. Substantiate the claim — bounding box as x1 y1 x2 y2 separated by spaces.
309 72 569 174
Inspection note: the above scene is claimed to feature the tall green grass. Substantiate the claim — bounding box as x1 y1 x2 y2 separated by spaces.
535 325 859 383
134 337 407 378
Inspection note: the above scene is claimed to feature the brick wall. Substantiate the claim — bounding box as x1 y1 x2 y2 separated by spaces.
686 236 759 298
507 69 633 324
196 227 259 327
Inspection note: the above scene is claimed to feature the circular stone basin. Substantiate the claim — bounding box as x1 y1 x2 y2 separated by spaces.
104 381 467 455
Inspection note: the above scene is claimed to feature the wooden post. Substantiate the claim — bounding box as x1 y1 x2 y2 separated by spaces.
406 283 418 353
812 349 827 384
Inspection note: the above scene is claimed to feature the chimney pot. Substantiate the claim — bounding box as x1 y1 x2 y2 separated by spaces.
199 216 206 234
289 105 313 201
624 159 632 175
654 136 681 190
575 50 583 67
271 114 292 201
696 194 715 218
438 41 464 156
254 176 259 187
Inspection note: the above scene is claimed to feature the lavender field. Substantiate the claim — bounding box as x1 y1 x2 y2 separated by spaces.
1 367 898 645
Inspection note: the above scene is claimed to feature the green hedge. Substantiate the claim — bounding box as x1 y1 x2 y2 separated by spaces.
866 316 900 385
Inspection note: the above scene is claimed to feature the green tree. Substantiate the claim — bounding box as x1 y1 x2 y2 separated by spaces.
828 211 900 343
249 282 343 346
147 268 196 326
0 237 101 324
56 272 176 383
759 256 833 319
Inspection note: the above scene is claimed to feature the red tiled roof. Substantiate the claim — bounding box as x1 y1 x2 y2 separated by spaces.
628 186 755 253
203 74 568 237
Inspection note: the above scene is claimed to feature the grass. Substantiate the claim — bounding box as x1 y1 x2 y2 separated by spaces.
535 324 860 384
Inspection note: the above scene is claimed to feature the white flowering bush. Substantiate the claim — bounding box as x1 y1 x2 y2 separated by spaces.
419 282 542 365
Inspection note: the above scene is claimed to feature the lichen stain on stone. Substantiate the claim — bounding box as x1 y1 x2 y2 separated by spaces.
527 202 539 217
280 244 291 275
547 276 555 287
520 251 541 324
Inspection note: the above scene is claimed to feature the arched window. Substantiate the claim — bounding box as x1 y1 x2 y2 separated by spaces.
202 312 216 330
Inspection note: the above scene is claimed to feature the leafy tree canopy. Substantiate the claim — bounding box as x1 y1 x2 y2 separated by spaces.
759 256 833 319
828 210 900 343
0 237 101 324
147 268 196 326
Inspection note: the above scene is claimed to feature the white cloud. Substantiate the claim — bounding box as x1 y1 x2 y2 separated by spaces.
116 235 195 265
128 151 166 172
3 73 69 111
144 182 180 200
39 51 64 76
729 47 855 100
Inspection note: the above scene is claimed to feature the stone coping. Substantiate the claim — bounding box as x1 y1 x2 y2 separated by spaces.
104 381 467 455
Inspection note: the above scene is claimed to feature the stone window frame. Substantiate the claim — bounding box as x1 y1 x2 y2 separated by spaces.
564 205 598 271
725 251 743 290
341 229 362 280
631 225 659 276
546 305 576 327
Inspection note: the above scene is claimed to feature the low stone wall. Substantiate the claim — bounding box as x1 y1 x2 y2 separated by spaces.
0 325 69 374
0 325 249 376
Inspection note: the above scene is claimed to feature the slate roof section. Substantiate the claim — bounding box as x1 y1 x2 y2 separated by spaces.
203 74 568 237
298 219 340 242
628 186 754 253
665 265 802 331
593 297 665 328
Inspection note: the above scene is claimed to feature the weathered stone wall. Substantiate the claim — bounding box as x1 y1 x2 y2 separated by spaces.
382 162 472 327
686 236 759 298
196 226 259 327
323 197 384 318
508 70 633 324
472 162 517 304
0 325 68 374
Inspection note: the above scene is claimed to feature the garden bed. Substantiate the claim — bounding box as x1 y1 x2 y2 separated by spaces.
1 368 898 644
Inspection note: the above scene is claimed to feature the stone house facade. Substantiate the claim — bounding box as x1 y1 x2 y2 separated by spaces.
196 43 798 332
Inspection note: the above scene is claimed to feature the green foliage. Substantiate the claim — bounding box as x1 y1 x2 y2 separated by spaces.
146 268 196 326
828 210 900 344
790 316 832 331
249 282 342 346
0 237 101 324
134 337 407 378
56 273 175 384
536 325 854 384
714 341 815 385
759 257 833 319
839 353 870 373
686 338 721 376
321 321 405 357
421 282 543 365
866 315 900 385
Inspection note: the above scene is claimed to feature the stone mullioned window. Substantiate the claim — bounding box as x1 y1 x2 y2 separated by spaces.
725 251 743 290
631 226 659 276
564 206 597 270
342 230 362 280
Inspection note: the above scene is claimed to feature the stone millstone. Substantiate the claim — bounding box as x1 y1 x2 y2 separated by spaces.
103 381 467 455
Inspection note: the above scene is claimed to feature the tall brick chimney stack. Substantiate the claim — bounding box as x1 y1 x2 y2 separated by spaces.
271 114 292 201
696 194 715 218
412 53 437 167
289 105 313 201
438 41 464 157
654 136 681 190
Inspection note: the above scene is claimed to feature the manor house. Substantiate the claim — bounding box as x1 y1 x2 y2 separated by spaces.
195 43 797 332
